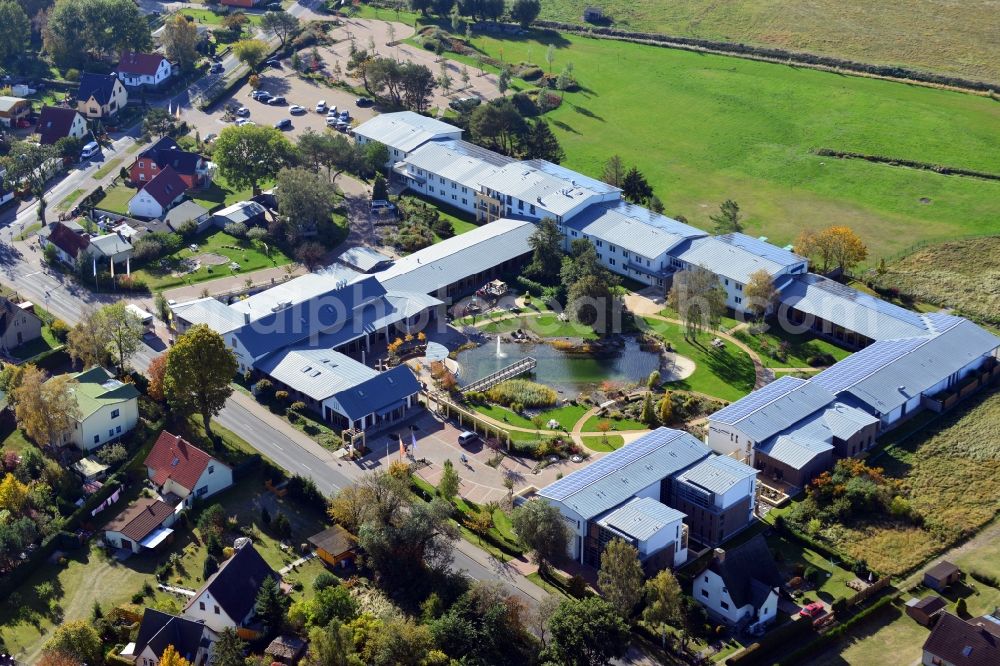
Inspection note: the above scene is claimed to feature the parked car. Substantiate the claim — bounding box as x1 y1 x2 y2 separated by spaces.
336 121 349 132
339 110 350 120
799 602 825 618
449 96 481 112
205 133 218 143
458 431 479 447
289 104 306 115
235 119 256 126
80 141 100 159
370 199 396 212
251 89 268 100
268 96 287 105
326 117 339 127
266 1 282 8
274 118 292 130
326 105 337 115
235 106 250 117
315 100 327 113
255 92 273 103
265 58 282 68
356 97 374 107
210 63 224 74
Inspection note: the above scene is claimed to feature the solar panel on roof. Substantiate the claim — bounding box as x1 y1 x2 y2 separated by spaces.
812 337 924 393
710 376 807 425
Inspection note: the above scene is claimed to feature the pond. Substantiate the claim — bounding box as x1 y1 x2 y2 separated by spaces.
456 338 662 396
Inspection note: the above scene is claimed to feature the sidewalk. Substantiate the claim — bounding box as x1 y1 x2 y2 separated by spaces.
162 264 307 302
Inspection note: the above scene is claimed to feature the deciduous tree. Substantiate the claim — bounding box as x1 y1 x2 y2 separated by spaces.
510 0 539 27
44 0 150 65
162 13 199 72
657 395 673 425
213 124 296 194
159 645 191 666
13 366 80 447
598 538 644 619
526 217 562 283
261 10 299 48
147 353 168 402
668 265 727 340
0 474 29 513
66 308 110 367
232 38 269 71
1 141 57 207
275 166 339 242
100 301 144 373
642 569 685 647
744 269 777 319
710 199 743 234
511 498 569 573
0 0 30 64
164 324 237 437
294 241 326 270
43 620 102 665
543 597 629 666
795 225 868 274
601 155 625 188
438 458 460 500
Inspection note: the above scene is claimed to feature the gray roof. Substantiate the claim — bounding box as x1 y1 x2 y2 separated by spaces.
338 245 394 273
325 364 420 420
709 375 835 443
401 139 516 191
708 535 782 609
229 267 362 317
565 200 707 259
257 348 381 402
352 111 462 154
212 200 265 224
676 454 757 496
375 218 534 294
539 427 711 520
757 433 833 470
87 232 132 257
597 496 685 543
779 273 933 341
170 297 246 334
812 317 1000 415
478 161 614 217
164 200 209 228
672 233 806 284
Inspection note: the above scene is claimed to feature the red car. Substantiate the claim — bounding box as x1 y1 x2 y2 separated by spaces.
799 602 825 618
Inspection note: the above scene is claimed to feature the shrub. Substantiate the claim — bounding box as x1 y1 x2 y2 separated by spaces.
224 221 248 238
314 571 338 591
254 379 273 399
130 591 145 604
519 66 543 80
290 401 307 413
64 68 80 81
275 390 289 402
807 353 836 367
486 379 558 408
50 319 70 342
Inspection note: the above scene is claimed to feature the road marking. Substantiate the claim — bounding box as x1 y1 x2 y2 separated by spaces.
273 443 284 451
301 464 312 471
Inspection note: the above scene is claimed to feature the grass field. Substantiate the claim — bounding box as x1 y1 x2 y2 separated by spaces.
734 327 852 369
879 237 1000 327
178 7 263 26
581 434 625 451
825 390 1000 576
451 30 1000 261
473 402 589 431
532 1 1000 84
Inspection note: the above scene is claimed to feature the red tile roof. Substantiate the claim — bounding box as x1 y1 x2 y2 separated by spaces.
139 165 187 208
145 431 225 493
105 497 174 541
48 221 90 258
118 50 168 77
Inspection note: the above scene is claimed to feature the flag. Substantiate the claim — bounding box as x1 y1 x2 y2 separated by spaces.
399 434 405 459
411 431 417 457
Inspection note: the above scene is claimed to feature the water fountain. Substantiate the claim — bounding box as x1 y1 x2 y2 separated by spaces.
496 335 506 358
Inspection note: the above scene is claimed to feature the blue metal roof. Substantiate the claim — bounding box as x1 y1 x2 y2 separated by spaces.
564 200 706 259
671 234 806 284
677 454 757 496
597 496 685 542
326 364 420 421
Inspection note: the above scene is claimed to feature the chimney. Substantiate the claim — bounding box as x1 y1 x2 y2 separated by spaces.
713 548 726 563
244 312 250 324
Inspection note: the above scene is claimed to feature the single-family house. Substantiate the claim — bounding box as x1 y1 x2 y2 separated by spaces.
922 612 1000 666
0 296 43 353
121 608 218 665
924 561 962 592
128 166 187 219
117 50 173 88
265 636 307 665
210 200 266 229
76 72 128 119
308 525 356 569
145 431 233 508
37 106 89 146
103 497 177 553
60 366 140 451
43 220 91 264
131 137 212 189
182 541 280 633
906 596 947 627
0 97 31 128
692 536 783 632
164 200 212 233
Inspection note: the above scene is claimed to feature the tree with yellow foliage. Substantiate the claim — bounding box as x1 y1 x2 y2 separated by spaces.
13 365 81 448
795 225 868 274
159 645 191 666
0 473 29 513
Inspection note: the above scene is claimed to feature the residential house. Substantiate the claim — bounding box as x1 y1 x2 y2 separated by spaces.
538 427 756 567
308 525 356 569
0 97 31 128
182 541 280 633
922 612 1000 666
0 296 43 353
906 596 947 627
144 430 233 508
86 231 134 277
128 166 187 219
121 608 218 665
924 561 962 592
103 497 177 553
264 636 307 665
117 50 173 88
37 106 89 146
43 220 91 265
210 200 266 229
131 137 212 189
60 367 140 451
352 111 463 168
76 72 128 118
164 200 212 233
692 536 783 632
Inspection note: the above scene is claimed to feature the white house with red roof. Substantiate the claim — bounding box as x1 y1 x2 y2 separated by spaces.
117 50 173 88
128 165 187 219
144 431 233 507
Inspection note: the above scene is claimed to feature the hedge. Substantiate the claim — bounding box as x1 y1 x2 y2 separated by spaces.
814 148 1000 181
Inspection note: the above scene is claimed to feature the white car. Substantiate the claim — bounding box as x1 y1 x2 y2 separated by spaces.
235 118 256 126
315 100 327 113
326 105 338 115
289 104 306 115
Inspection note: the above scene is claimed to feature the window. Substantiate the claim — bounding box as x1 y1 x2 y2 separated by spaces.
115 425 122 434
462 199 467 205
704 576 709 582
721 601 730 610
724 278 729 286
609 245 616 252
109 429 115 438
529 204 535 214
197 486 208 496
571 230 578 237
736 283 743 291
452 182 457 189
597 253 602 260
701 589 709 598
208 465 214 475
214 605 220 614
735 296 742 304
609 258 616 266
440 177 445 184
94 434 100 444
199 601 206 611
623 251 630 259
462 186 467 193
111 409 120 419
595 240 602 247
138 161 144 168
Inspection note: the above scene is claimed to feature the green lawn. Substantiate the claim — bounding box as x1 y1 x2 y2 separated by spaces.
734 327 853 369
55 189 86 212
642 318 756 401
450 29 1000 262
93 157 126 180
0 428 38 456
582 413 647 431
481 313 599 339
132 229 293 290
657 306 742 332
178 7 263 26
95 182 135 214
471 402 588 431
14 222 42 241
581 434 625 451
188 173 260 213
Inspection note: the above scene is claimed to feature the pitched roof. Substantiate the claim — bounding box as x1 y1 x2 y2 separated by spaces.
78 72 121 106
68 366 140 418
353 111 462 154
707 535 782 609
0 297 40 336
597 496 685 543
118 50 168 77
48 220 90 258
133 609 213 663
672 233 806 284
676 454 758 496
137 165 187 208
923 613 1000 666
0 96 28 113
708 375 835 443
184 542 278 623
756 400 878 471
211 200 266 224
925 560 961 580
265 635 307 660
104 497 174 541
401 138 516 191
145 431 227 493
477 161 613 217
539 427 712 520
139 137 204 175
308 525 355 556
908 595 947 614
565 199 707 261
325 363 421 421
338 245 394 272
37 106 85 145
164 200 210 229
